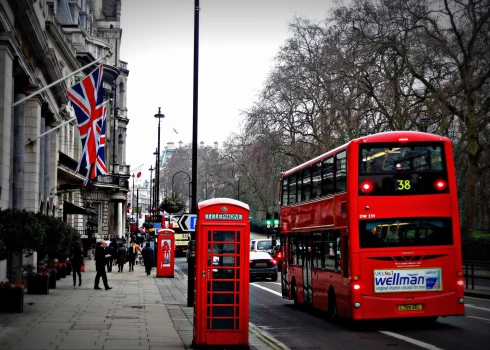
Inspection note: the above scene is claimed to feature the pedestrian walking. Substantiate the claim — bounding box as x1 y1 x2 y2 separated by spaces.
141 242 155 276
70 241 84 287
117 242 127 272
106 238 117 272
128 241 142 272
94 240 113 290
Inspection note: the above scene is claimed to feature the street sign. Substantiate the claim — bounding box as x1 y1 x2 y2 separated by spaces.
178 213 197 232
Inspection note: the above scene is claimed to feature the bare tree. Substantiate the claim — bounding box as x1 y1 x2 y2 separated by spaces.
335 0 490 234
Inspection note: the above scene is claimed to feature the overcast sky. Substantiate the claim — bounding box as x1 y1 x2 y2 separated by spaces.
120 0 335 183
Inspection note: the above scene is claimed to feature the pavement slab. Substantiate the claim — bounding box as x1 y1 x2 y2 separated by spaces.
0 254 274 350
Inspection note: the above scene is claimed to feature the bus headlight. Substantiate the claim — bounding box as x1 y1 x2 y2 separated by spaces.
354 302 361 308
458 298 464 304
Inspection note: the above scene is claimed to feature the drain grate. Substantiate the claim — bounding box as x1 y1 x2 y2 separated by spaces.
107 316 139 319
131 305 144 309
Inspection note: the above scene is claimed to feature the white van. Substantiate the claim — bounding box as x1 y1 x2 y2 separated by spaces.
250 239 273 254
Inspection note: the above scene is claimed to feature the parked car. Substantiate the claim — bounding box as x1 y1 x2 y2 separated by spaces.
250 239 273 254
249 251 278 281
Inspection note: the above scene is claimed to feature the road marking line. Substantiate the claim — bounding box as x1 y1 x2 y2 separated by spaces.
379 331 444 350
249 322 291 350
251 283 283 297
465 304 490 312
466 316 490 322
465 296 490 301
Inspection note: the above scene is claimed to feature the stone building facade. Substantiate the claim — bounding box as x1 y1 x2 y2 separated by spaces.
0 0 131 276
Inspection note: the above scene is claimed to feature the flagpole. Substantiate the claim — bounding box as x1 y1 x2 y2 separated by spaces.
12 51 113 108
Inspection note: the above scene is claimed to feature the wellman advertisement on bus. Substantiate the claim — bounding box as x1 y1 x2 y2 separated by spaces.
374 268 442 293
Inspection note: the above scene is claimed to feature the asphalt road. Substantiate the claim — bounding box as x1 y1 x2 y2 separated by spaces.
176 257 490 350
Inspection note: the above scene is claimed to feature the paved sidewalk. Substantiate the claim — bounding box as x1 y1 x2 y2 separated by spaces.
0 260 273 350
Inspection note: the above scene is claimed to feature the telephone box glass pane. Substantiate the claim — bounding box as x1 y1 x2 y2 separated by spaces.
212 306 234 317
212 293 234 304
211 243 234 254
213 231 235 242
212 281 235 291
212 255 235 267
213 269 236 279
212 319 234 330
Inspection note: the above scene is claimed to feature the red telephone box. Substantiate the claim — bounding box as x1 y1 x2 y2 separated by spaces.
156 228 175 277
193 198 250 347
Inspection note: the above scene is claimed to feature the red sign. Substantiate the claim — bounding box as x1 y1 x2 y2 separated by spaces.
156 229 174 277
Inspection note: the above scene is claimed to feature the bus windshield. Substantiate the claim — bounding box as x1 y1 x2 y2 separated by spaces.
359 218 453 248
359 143 448 196
360 144 444 173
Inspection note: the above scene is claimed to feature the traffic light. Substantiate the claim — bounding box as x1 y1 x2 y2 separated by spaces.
272 213 280 241
266 212 272 238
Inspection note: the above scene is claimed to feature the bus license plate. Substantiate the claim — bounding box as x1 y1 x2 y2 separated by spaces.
398 304 422 311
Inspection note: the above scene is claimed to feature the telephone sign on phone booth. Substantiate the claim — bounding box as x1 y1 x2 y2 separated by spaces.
193 198 250 348
156 228 174 278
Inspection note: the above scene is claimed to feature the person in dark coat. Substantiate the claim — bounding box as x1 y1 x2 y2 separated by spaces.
106 238 117 272
127 242 142 272
141 242 155 276
116 242 127 272
71 241 84 287
94 240 112 290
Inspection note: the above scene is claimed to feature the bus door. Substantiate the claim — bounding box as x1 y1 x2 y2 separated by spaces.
302 235 313 305
281 235 289 297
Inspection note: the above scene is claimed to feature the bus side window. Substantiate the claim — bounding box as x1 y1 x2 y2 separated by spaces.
311 161 322 199
289 240 296 265
312 232 322 269
322 230 335 271
322 157 334 196
335 232 342 272
302 168 311 202
335 151 347 193
282 177 289 206
288 174 297 205
297 240 304 267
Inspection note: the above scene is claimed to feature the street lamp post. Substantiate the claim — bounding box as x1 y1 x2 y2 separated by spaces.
154 108 165 217
418 115 433 132
188 0 200 308
149 165 154 219
131 173 135 224
153 148 159 218
136 188 139 228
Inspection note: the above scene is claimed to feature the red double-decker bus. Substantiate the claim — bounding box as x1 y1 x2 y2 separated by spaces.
279 131 465 321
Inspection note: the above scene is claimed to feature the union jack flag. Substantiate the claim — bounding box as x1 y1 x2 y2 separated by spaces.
67 64 108 186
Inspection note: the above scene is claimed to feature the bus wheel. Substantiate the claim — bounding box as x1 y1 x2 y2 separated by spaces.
328 291 337 322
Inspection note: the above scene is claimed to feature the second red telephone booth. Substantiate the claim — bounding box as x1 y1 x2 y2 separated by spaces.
156 228 175 277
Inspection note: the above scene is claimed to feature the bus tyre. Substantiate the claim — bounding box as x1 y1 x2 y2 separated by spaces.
271 273 278 282
328 292 337 322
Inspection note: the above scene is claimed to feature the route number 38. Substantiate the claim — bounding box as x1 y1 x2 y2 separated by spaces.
397 179 411 190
